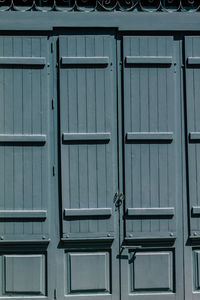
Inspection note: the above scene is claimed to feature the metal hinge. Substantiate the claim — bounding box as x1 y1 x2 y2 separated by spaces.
51 42 54 53
54 289 57 299
53 166 55 176
52 99 54 110
115 192 125 207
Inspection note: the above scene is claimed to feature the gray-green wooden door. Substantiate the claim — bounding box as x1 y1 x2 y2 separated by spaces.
58 31 120 300
0 32 200 300
120 35 184 300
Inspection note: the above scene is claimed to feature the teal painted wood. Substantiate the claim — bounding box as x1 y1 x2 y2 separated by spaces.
0 29 196 300
59 33 118 240
0 36 50 240
61 56 109 66
185 36 200 238
125 56 173 65
64 208 112 217
62 132 111 142
126 132 173 142
0 57 46 66
127 207 175 217
1 12 200 32
121 35 185 300
0 134 46 143
123 36 177 240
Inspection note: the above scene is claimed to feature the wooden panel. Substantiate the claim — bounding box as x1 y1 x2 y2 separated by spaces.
193 250 200 291
4 255 46 295
61 56 109 66
0 210 47 219
0 134 46 143
187 57 200 65
123 36 177 240
126 132 173 142
131 251 173 292
0 36 50 240
59 34 117 240
185 37 200 237
64 208 112 217
66 252 110 294
189 132 200 142
0 57 46 66
127 207 175 217
192 207 200 216
62 132 111 142
125 56 172 65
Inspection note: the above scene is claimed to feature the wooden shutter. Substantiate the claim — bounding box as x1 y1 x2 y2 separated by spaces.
0 36 50 241
123 36 177 241
185 36 200 239
59 33 118 240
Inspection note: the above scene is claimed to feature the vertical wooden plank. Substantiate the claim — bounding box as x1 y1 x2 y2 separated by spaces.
139 37 150 233
32 37 42 235
157 37 169 233
13 36 23 235
22 37 33 236
185 36 200 235
148 37 159 234
0 37 5 236
67 36 79 235
4 37 14 235
95 35 107 234
86 36 98 234
76 36 88 234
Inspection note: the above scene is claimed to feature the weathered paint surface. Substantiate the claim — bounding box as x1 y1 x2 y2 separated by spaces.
0 28 198 300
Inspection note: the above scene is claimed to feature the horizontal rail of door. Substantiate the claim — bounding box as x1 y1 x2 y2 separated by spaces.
61 56 109 66
127 208 175 218
0 210 47 220
126 132 173 142
62 133 111 143
0 134 47 144
0 57 46 66
125 56 173 65
64 208 112 218
189 132 200 142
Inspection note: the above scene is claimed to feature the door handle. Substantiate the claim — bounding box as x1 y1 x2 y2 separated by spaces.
121 245 142 251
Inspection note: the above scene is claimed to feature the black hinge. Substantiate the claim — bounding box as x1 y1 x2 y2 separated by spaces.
52 99 54 110
53 166 55 176
51 42 54 53
54 289 57 300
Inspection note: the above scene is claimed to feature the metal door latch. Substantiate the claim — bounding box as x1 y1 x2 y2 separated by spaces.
121 245 142 250
115 193 125 207
120 245 142 254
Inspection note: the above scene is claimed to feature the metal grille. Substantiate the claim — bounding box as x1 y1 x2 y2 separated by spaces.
0 0 199 12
